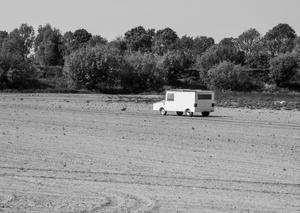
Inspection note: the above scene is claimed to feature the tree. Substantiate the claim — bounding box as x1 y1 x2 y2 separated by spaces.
217 37 245 64
0 24 35 89
124 26 155 52
246 52 270 69
63 46 127 90
294 37 300 54
269 52 299 87
109 36 127 54
88 35 107 47
124 52 165 91
176 35 194 51
35 24 64 66
2 24 35 60
0 31 8 47
193 36 215 55
195 38 245 73
160 50 194 85
264 23 296 56
195 45 219 71
62 29 92 54
153 28 178 55
237 28 261 57
62 31 75 56
73 28 92 45
208 61 259 91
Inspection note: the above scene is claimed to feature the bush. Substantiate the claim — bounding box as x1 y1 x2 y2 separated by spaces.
0 66 8 89
64 46 165 93
63 45 127 91
159 50 194 86
208 61 261 91
124 52 165 91
269 52 299 87
0 56 37 90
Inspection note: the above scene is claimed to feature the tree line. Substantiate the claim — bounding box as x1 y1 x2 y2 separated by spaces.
0 23 300 92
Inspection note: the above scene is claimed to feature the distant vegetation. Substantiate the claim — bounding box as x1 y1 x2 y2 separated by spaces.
0 23 300 92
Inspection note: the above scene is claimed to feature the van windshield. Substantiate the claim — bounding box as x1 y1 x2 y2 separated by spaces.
198 94 212 100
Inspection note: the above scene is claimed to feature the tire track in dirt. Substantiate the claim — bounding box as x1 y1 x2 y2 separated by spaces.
0 189 157 213
1 112 299 150
1 166 299 197
1 166 298 187
1 102 300 129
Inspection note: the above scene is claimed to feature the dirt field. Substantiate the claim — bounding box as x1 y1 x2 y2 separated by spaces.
0 93 299 213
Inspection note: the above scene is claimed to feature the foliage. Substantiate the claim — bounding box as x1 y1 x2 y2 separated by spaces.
62 29 93 55
109 36 127 53
63 45 125 90
0 31 8 46
192 36 214 55
246 52 270 69
264 23 296 56
294 37 300 54
2 24 35 60
176 35 214 56
269 52 299 87
124 52 165 91
208 61 261 91
73 29 92 45
62 31 75 56
88 35 107 47
0 23 300 92
124 26 154 52
176 35 194 51
195 38 245 74
159 50 194 86
153 28 178 55
237 28 261 57
0 24 37 89
217 38 245 64
0 53 36 89
35 24 64 66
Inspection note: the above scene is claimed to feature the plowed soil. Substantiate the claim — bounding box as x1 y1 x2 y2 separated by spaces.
0 93 299 213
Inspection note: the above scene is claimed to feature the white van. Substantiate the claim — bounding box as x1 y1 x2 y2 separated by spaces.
153 89 215 116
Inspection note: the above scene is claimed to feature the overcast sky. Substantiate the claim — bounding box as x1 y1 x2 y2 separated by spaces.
1 0 299 41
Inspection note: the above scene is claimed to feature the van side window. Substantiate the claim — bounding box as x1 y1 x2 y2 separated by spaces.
167 93 174 101
198 94 212 100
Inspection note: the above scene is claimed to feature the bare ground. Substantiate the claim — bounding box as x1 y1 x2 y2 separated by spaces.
0 93 299 213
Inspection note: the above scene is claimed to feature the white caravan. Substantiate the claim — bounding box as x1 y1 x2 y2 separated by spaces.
153 89 215 116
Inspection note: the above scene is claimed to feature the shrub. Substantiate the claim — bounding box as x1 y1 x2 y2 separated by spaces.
63 45 126 91
0 55 36 90
124 52 165 91
159 50 194 86
64 46 165 92
208 61 261 91
269 52 299 87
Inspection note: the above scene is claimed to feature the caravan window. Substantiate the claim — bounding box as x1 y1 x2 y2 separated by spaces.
198 94 212 100
167 93 174 101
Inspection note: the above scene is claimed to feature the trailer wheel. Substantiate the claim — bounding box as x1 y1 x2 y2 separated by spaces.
176 111 183 116
202 112 210 117
185 109 193 117
160 108 167 115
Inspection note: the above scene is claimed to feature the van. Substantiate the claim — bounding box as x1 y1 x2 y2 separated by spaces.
153 89 215 116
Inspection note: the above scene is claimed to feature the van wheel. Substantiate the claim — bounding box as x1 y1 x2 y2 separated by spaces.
202 112 210 117
185 109 193 117
160 108 167 115
176 111 183 116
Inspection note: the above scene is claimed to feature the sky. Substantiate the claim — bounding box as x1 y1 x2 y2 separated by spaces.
1 0 299 42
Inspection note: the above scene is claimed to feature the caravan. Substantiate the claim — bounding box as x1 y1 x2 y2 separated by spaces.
153 89 215 117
